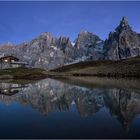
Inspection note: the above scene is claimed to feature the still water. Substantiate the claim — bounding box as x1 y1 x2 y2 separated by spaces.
0 77 140 138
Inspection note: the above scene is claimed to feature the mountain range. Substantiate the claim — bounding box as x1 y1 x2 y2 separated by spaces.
0 16 140 70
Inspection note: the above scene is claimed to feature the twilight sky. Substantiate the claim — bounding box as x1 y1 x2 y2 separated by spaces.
0 1 140 44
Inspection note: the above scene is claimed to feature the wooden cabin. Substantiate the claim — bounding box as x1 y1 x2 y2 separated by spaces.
0 83 28 96
0 55 28 69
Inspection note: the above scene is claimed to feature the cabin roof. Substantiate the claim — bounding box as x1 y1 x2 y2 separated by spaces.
0 55 19 61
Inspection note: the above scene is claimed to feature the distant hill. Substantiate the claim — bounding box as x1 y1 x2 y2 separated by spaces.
50 56 140 78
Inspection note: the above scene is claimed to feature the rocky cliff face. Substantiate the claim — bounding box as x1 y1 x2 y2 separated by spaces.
104 17 140 60
74 30 104 60
0 33 76 69
14 32 73 69
0 31 103 69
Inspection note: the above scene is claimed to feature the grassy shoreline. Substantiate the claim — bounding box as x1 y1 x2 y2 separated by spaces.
0 56 140 80
0 67 47 80
49 56 140 78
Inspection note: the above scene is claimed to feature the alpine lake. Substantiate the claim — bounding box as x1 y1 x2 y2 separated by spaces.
0 77 140 138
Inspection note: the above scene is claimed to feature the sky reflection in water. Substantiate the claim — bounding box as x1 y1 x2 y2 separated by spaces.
0 78 140 138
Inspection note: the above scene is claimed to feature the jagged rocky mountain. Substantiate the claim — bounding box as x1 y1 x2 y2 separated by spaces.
74 30 104 60
104 17 140 60
0 17 140 69
0 31 104 69
15 33 78 69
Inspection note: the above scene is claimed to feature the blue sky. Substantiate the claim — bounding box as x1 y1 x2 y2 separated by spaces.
0 1 140 44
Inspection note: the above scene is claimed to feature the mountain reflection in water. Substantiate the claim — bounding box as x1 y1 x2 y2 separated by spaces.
0 78 140 138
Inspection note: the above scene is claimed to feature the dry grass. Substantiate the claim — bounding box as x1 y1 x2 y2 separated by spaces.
0 56 140 80
0 67 47 80
50 56 140 78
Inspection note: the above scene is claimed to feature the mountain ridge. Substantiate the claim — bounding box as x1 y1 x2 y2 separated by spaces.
0 16 140 70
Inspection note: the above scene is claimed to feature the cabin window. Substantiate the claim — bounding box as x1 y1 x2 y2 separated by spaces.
4 59 8 62
11 60 15 62
4 89 8 92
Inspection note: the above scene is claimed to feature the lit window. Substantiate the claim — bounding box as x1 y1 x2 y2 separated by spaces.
4 89 8 92
4 59 8 62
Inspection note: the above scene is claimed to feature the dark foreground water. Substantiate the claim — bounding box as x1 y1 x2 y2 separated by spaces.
0 77 140 138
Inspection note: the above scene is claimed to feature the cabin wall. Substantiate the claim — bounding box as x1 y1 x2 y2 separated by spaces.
0 63 11 69
12 64 21 68
0 63 21 69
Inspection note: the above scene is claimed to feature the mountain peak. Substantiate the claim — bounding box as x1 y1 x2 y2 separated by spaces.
115 16 131 32
104 16 140 60
40 32 53 38
120 16 129 28
79 30 89 35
